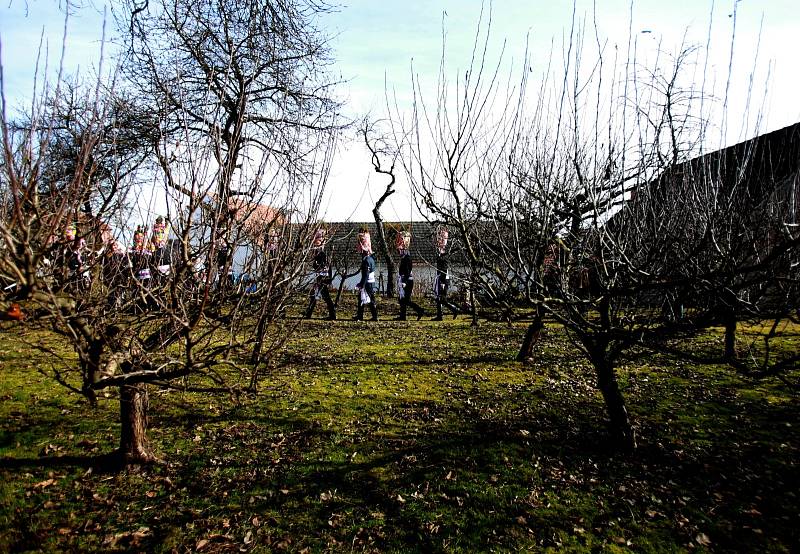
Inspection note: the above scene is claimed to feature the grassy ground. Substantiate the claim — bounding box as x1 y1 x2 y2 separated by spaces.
0 300 798 552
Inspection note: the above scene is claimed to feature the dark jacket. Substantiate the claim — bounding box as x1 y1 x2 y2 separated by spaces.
311 248 329 273
399 253 413 284
358 254 376 288
435 254 449 283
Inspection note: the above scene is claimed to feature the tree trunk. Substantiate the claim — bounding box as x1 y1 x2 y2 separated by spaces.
70 319 104 405
119 384 157 464
335 278 345 306
720 290 738 360
334 268 360 306
78 338 104 405
592 353 637 452
516 316 544 362
469 279 478 327
724 314 737 360
250 312 269 366
372 209 395 297
587 299 636 451
362 120 397 297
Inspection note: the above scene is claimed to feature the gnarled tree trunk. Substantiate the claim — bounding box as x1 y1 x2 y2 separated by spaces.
372 208 395 297
590 349 637 452
587 297 637 452
517 315 544 362
720 289 739 360
724 314 738 361
362 119 398 298
119 383 157 464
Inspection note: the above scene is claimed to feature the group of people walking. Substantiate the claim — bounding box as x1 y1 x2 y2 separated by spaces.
55 217 461 321
304 227 462 322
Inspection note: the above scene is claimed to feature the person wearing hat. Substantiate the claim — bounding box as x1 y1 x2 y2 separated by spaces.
67 236 89 290
151 216 169 251
151 216 171 282
433 226 460 320
353 229 378 321
56 222 79 283
395 230 425 320
132 225 146 254
304 228 336 320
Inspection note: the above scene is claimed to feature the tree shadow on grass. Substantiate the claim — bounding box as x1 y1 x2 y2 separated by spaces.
2 377 798 551
149 386 799 551
0 451 151 473
54 393 605 550
140 402 621 548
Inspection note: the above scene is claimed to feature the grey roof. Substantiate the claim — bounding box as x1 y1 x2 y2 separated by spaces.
608 121 800 231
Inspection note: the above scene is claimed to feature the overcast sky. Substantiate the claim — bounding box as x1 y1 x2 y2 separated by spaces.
2 0 799 223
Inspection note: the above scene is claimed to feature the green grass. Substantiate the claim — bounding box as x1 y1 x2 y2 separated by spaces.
0 312 798 552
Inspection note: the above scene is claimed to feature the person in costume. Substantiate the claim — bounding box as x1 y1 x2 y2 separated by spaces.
304 228 336 320
64 222 77 243
67 237 86 276
353 229 378 321
57 222 79 281
151 216 171 278
395 230 425 320
131 224 151 284
151 217 169 250
132 225 146 254
433 226 460 320
215 239 235 290
65 236 91 290
103 243 131 309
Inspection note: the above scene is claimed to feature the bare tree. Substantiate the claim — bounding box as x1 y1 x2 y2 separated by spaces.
392 5 800 452
390 5 526 326
361 117 399 297
119 0 343 202
0 0 341 466
115 0 343 391
23 77 157 219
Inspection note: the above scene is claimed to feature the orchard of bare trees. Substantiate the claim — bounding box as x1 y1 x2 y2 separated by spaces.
1 0 798 469
389 9 800 449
